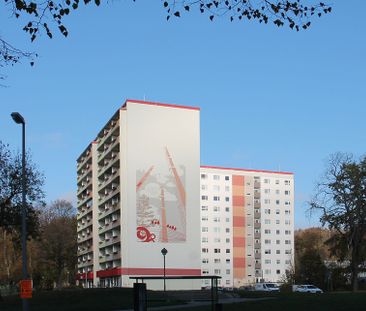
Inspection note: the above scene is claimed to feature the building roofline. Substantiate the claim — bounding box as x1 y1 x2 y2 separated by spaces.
200 165 293 175
122 99 200 111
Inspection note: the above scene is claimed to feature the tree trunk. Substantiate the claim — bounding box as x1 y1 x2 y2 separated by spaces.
351 243 359 292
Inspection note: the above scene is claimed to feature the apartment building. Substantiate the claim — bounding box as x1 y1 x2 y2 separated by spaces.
77 99 294 289
200 166 294 288
77 99 201 289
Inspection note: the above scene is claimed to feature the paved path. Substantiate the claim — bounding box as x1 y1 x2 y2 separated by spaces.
117 297 274 311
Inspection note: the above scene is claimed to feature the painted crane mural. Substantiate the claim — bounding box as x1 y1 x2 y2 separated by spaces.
136 147 186 243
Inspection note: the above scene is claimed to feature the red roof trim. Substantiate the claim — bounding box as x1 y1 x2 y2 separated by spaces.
201 165 293 175
122 99 200 111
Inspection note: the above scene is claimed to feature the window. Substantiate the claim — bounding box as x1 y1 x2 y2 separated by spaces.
226 218 230 222
276 240 280 245
226 238 230 243
276 209 280 215
285 190 290 195
214 258 221 263
214 248 221 253
264 189 270 194
226 280 231 285
201 184 208 190
285 230 291 235
213 217 220 223
265 259 271 264
201 216 208 221
226 269 230 275
214 227 221 233
265 239 271 244
202 248 208 253
225 197 230 202
285 180 291 185
285 249 292 254
225 176 230 181
202 227 208 232
213 185 220 191
264 209 271 214
265 249 271 254
265 219 271 224
275 180 279 185
226 249 231 253
264 199 271 204
213 175 220 180
264 179 270 184
285 201 291 205
214 269 221 274
213 206 220 212
201 174 207 179
202 269 209 274
226 228 230 233
201 195 208 200
285 219 291 225
285 260 291 265
202 237 208 243
214 237 221 243
285 210 291 215
225 207 230 212
213 196 220 201
226 259 231 263
275 189 280 195
202 258 209 263
201 206 208 211
265 269 271 275
225 186 230 191
276 230 280 234
285 240 291 245
265 229 271 234
276 200 280 205
276 269 281 275
276 250 281 254
276 259 281 264
276 219 280 224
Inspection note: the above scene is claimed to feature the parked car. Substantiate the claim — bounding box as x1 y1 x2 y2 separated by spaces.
294 284 323 293
254 283 280 292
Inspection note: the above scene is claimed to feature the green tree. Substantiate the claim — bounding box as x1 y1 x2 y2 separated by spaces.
1 0 331 72
311 153 366 291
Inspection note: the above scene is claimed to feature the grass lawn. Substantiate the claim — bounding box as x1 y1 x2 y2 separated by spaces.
2 289 366 311
175 291 366 311
0 288 184 311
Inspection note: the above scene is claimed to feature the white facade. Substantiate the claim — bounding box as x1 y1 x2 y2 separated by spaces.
200 166 294 288
77 99 295 289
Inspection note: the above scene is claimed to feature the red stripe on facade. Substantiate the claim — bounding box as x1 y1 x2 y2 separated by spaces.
201 165 293 175
232 196 245 206
122 99 200 111
97 268 201 278
233 216 245 227
233 237 246 247
233 258 246 268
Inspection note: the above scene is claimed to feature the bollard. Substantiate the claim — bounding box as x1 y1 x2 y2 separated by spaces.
133 283 147 311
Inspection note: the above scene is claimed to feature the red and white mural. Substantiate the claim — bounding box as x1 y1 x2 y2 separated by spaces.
136 147 186 243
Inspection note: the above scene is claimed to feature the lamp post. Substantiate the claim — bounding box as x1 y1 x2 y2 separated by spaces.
161 248 168 292
11 112 29 311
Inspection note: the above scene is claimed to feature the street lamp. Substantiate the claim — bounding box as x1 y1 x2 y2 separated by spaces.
11 112 29 311
161 248 168 292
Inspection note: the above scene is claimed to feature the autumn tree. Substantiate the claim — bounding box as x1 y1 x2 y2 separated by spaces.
33 200 77 289
311 153 366 291
1 0 332 73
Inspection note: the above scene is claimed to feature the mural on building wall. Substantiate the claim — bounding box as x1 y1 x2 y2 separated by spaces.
136 147 186 243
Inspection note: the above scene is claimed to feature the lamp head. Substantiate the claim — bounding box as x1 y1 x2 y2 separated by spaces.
11 112 25 125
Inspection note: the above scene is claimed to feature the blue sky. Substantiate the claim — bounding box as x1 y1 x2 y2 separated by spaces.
1 1 365 228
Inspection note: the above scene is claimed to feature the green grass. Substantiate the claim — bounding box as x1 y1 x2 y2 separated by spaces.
0 288 184 311
175 291 366 311
2 289 366 311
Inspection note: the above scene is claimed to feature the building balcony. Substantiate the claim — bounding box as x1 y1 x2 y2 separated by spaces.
254 211 261 219
254 232 261 239
98 187 120 207
98 154 119 179
97 137 119 162
77 164 92 182
77 219 92 232
254 243 261 250
99 251 121 264
98 236 120 249
254 192 261 200
77 205 92 220
254 222 261 229
98 204 119 221
77 193 92 208
77 260 93 269
254 202 261 209
255 263 262 270
77 149 92 172
98 173 120 197
78 247 93 257
254 181 260 189
77 179 92 196
97 120 120 152
98 218 120 235
254 253 261 260
77 233 93 244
